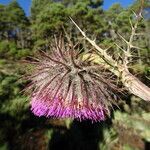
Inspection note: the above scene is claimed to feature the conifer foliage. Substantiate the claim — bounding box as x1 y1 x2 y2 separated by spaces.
0 0 149 149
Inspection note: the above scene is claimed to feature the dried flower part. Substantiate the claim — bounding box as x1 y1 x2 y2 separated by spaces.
25 37 118 122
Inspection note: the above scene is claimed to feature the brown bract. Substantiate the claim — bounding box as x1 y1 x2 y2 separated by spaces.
23 36 120 121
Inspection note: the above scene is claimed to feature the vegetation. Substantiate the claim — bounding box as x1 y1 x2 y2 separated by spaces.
0 0 149 149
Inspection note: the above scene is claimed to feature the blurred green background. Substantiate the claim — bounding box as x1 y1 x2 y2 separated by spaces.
0 0 150 150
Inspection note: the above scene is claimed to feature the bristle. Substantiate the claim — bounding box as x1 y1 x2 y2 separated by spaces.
24 37 119 122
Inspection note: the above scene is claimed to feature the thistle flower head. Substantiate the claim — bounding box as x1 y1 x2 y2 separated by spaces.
25 37 118 122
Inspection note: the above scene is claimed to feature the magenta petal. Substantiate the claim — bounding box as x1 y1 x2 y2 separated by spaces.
31 96 107 122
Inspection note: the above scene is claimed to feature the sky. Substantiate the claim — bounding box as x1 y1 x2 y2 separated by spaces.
0 0 134 16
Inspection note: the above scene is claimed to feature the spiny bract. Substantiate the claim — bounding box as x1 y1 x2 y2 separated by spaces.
24 37 118 122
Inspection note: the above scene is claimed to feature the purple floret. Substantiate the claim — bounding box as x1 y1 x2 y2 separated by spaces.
31 96 106 122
